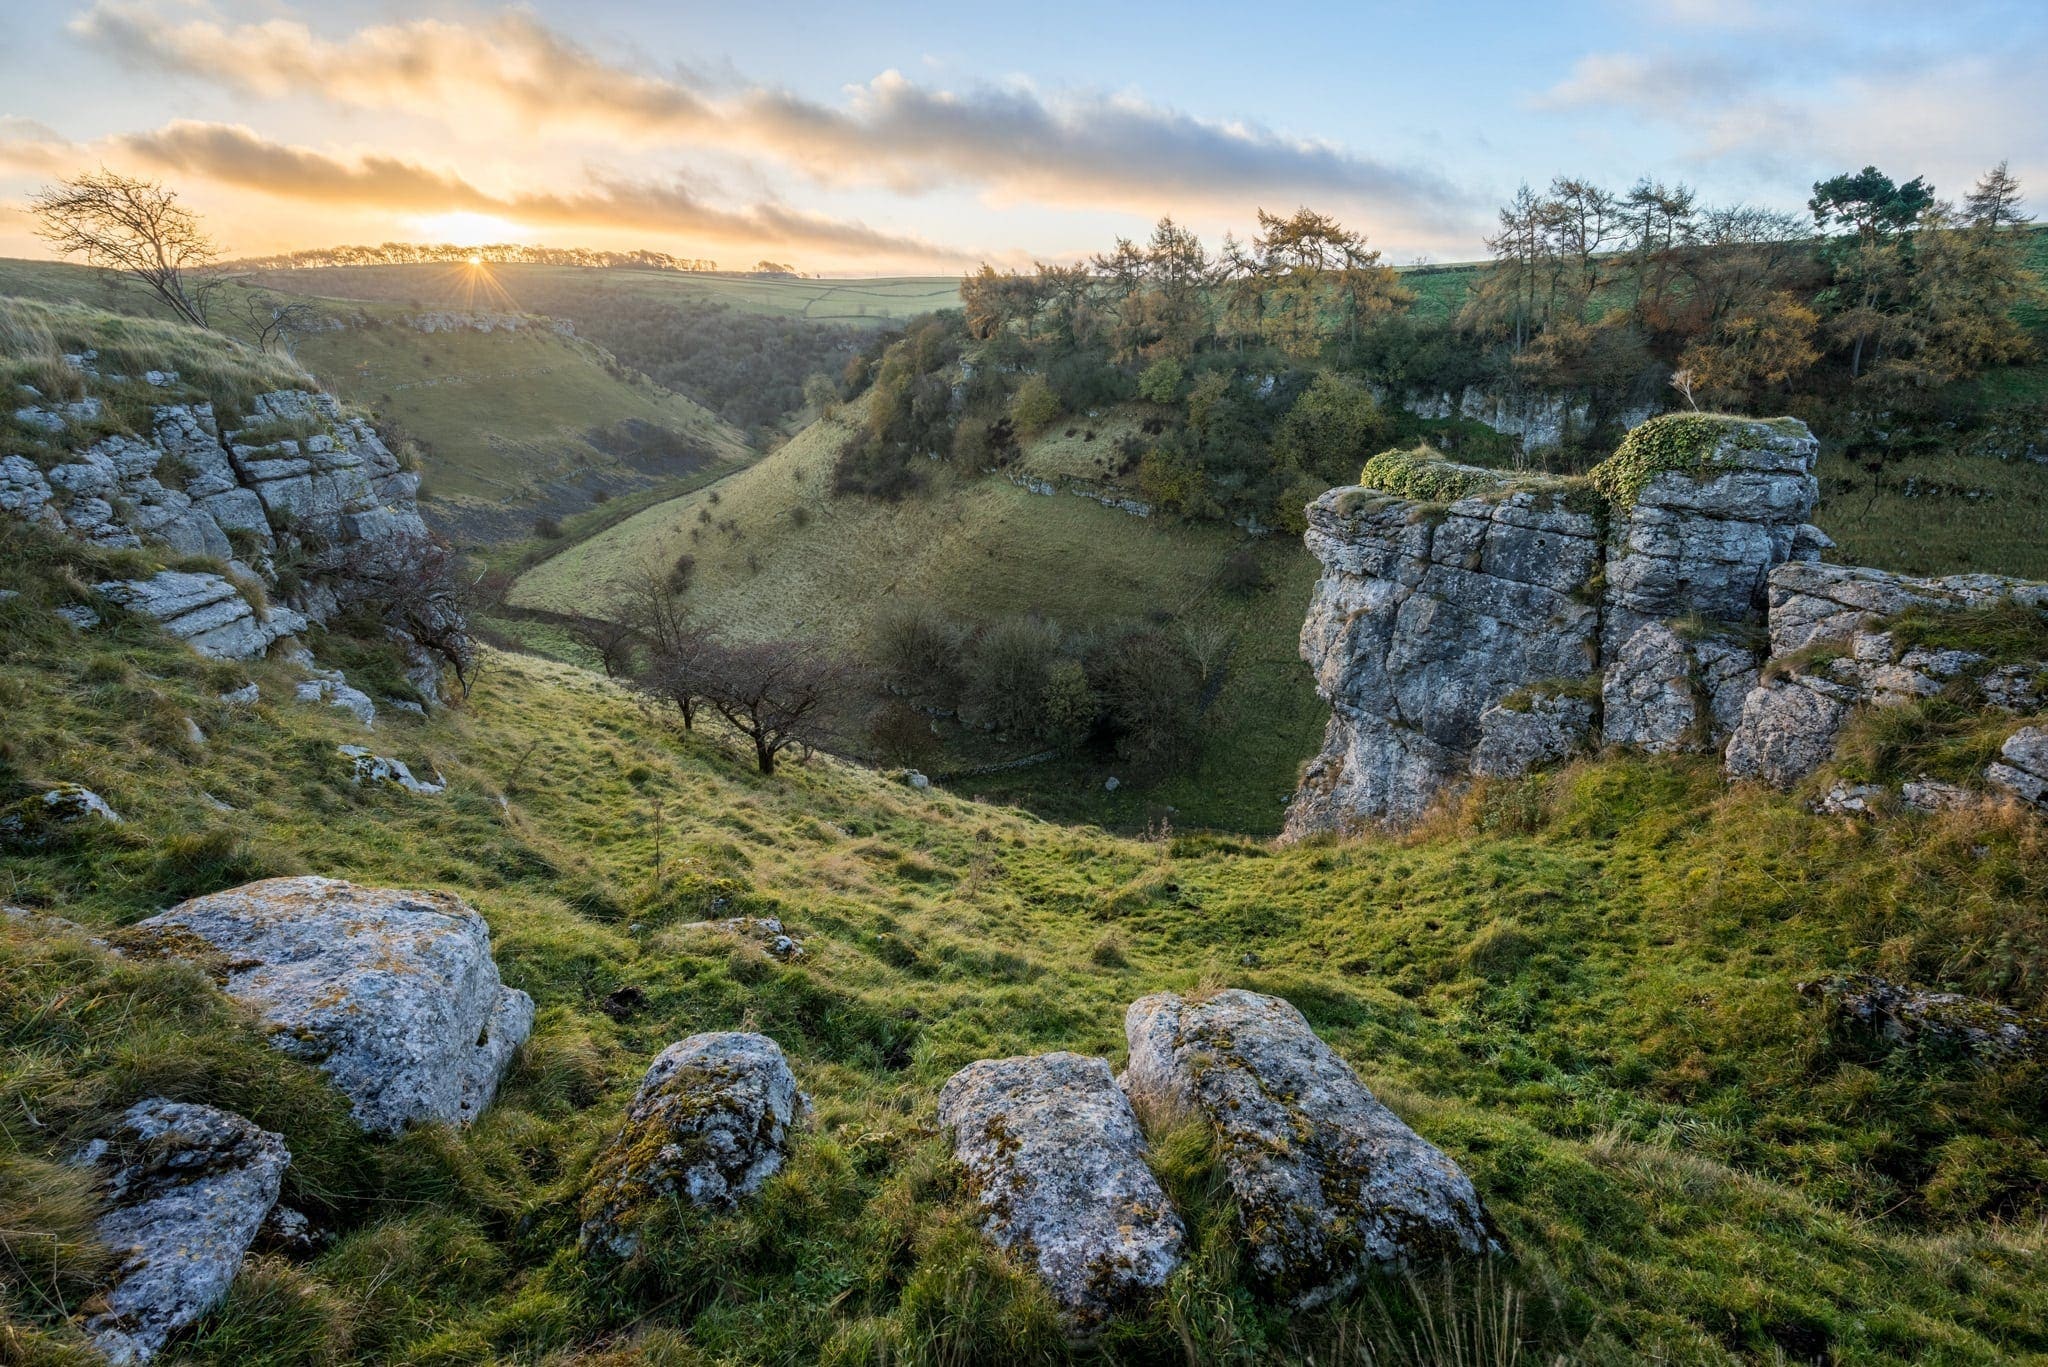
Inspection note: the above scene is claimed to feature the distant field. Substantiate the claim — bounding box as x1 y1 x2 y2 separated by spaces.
251 264 963 324
513 398 1328 834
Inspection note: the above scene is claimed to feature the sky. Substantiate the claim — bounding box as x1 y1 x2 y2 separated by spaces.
1 0 2044 275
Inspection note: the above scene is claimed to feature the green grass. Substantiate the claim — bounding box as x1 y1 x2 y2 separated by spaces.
246 263 965 325
4 514 2048 1363
1813 448 2048 580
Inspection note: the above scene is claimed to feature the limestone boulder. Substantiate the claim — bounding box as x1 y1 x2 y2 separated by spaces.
1471 693 1594 779
1986 726 2048 809
1122 990 1495 1307
937 1052 1184 1324
78 1099 289 1365
129 878 533 1134
0 784 123 849
1722 675 1856 788
338 745 445 795
580 1032 803 1257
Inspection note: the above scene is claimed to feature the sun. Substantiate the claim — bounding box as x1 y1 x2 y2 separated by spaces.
466 254 483 266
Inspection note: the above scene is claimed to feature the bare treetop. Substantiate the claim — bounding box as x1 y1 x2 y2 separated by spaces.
30 170 221 328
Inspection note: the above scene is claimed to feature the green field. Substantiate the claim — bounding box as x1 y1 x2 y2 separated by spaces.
248 263 964 325
6 511 2048 1362
511 398 1328 834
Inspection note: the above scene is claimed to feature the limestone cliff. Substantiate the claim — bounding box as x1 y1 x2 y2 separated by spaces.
3 349 437 672
1287 415 2048 834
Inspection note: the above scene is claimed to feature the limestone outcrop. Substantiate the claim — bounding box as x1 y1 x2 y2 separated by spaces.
937 1051 1185 1325
579 1032 803 1257
1289 414 2048 831
2 374 432 667
126 877 532 1134
1122 990 1495 1307
78 1099 290 1364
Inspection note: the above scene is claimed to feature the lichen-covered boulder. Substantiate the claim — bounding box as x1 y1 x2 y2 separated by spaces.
1799 974 2044 1062
1600 622 1758 753
338 745 445 795
580 1032 802 1257
79 1099 289 1364
1722 674 1857 787
937 1052 1184 1325
1471 693 1594 779
1987 726 2048 809
127 878 532 1134
1122 990 1496 1307
0 784 123 850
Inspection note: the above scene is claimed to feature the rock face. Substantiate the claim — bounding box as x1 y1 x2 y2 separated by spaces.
1290 483 1601 830
1122 990 1495 1307
79 1099 290 1364
129 878 532 1134
937 1052 1184 1324
580 1032 802 1257
1289 414 2048 829
1988 727 2048 808
1 384 432 665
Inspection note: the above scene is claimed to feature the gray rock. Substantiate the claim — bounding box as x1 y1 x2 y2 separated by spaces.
218 682 260 707
938 1051 1184 1324
1122 990 1495 1307
1 784 123 847
905 770 930 790
1813 782 1885 816
53 604 101 630
1471 693 1594 778
580 1032 802 1256
1901 778 1977 813
1765 561 2048 655
95 571 304 660
672 915 804 958
1985 726 2048 809
337 744 444 795
0 454 58 526
130 878 533 1134
79 1099 289 1365
1723 675 1855 787
297 676 378 728
1800 974 2044 1061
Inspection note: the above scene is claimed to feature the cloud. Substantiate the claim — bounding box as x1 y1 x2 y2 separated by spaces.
72 2 1471 231
1535 53 1747 118
2 119 974 263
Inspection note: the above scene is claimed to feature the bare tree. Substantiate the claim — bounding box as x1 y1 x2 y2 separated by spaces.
229 289 326 354
699 641 846 774
30 172 222 328
331 530 479 698
635 625 719 730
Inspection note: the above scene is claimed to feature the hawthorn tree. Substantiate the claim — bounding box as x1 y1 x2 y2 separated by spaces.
31 172 223 329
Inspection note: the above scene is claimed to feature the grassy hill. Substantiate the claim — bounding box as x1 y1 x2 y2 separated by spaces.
0 261 757 548
247 264 964 326
510 398 1329 835
4 513 2047 1364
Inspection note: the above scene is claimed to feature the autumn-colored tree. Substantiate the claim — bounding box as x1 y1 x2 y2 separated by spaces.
1676 293 1821 406
1860 201 2039 391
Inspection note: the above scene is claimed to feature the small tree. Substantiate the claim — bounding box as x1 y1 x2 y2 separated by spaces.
625 565 708 727
228 289 325 354
700 641 846 774
1009 374 1059 435
331 530 479 697
636 623 719 730
562 610 641 678
30 172 222 329
964 616 1063 737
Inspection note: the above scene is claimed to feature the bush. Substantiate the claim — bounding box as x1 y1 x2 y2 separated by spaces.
1039 657 1096 750
1137 356 1186 403
964 616 1064 737
1008 375 1059 436
532 516 563 540
667 553 697 594
1218 549 1268 595
1272 371 1389 485
868 601 965 702
867 700 939 764
1090 623 1202 769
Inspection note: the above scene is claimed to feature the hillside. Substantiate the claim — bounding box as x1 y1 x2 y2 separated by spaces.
6 504 2048 1362
509 397 1330 834
0 261 756 549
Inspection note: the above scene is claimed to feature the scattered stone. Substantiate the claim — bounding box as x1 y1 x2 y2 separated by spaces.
78 1099 289 1365
1986 726 2048 809
1 784 123 848
128 878 533 1134
218 682 260 707
1799 974 2044 1062
905 770 931 790
1123 990 1496 1307
673 915 805 959
54 603 100 630
180 716 206 747
297 675 378 728
337 744 445 795
937 1052 1185 1325
142 370 179 387
1104 775 1121 792
1812 782 1884 816
1901 778 1976 813
580 1032 803 1257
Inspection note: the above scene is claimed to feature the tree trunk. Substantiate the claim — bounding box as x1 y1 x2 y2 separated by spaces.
755 736 776 774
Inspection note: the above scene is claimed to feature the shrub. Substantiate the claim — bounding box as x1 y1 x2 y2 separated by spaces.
867 700 939 764
533 516 563 540
1038 657 1096 751
1273 371 1389 485
868 601 965 702
1218 549 1268 595
1008 375 1059 436
667 553 697 594
964 616 1065 737
1090 622 1202 769
1137 356 1186 404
